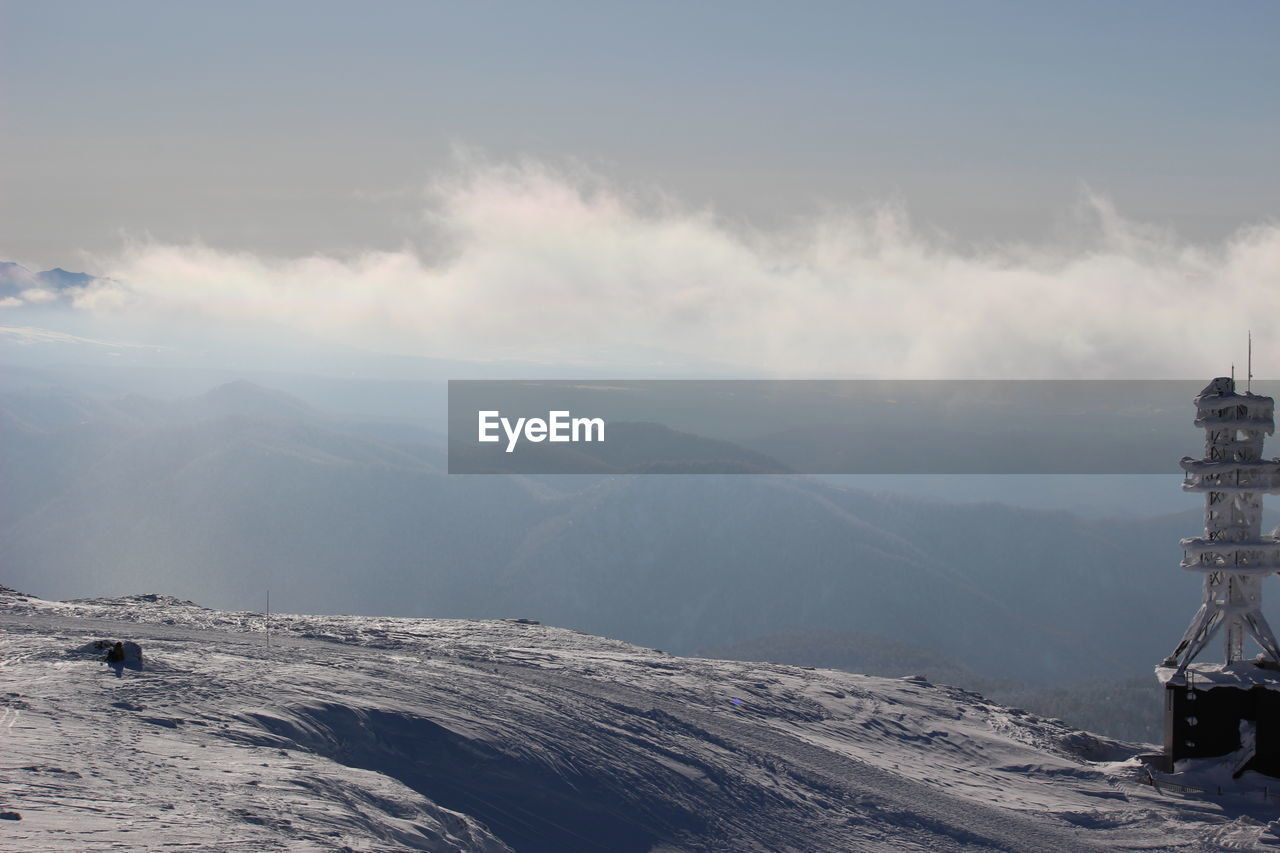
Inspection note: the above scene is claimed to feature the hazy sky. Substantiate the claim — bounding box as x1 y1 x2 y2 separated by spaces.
4 1 1277 262
2 1 1278 376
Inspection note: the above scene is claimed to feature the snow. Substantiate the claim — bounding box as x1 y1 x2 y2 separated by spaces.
1193 378 1274 423
1157 662 1280 692
3 589 1278 851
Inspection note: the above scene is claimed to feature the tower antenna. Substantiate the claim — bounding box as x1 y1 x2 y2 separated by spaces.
1249 330 1253 393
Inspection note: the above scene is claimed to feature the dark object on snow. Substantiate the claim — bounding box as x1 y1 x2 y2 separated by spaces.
0 810 20 820
93 640 142 664
88 639 144 676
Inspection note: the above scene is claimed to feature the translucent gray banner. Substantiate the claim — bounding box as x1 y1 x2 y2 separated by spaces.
447 379 1278 474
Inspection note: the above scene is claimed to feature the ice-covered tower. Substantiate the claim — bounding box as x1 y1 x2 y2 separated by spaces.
1158 377 1280 775
1165 377 1280 670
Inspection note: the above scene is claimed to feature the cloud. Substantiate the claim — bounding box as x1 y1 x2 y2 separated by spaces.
76 160 1280 378
18 289 58 304
0 325 167 350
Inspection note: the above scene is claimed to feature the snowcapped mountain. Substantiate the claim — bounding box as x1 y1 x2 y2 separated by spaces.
0 262 99 307
3 588 1276 851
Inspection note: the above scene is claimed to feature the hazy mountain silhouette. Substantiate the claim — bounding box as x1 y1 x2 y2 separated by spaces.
0 262 98 299
452 419 791 474
0 379 1239 688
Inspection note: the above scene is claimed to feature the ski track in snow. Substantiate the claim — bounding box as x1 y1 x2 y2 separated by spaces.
2 591 1279 852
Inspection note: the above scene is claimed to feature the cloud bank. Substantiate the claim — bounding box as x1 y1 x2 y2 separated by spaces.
62 160 1280 378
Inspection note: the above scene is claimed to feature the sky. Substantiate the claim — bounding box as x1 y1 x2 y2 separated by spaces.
1 1 1278 376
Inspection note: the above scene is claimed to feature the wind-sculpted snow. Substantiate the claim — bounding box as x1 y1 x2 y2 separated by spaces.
2 590 1278 851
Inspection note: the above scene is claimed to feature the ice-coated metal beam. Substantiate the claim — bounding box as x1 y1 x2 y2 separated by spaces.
1181 459 1280 493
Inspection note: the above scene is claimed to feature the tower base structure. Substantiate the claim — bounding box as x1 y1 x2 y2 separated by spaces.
1158 662 1280 777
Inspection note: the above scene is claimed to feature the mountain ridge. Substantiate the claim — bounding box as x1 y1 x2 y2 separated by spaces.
0 379 1238 687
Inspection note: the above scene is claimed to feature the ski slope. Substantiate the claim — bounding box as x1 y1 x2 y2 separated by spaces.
2 588 1277 852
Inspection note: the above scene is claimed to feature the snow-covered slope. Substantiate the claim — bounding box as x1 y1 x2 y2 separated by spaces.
1 589 1275 851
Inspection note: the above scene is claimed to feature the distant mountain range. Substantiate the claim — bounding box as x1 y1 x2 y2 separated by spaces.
0 376 1245 694
451 419 793 475
0 261 100 307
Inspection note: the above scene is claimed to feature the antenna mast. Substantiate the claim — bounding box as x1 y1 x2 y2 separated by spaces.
1249 330 1253 393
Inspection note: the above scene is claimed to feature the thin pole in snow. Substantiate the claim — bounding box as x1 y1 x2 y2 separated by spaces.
266 587 271 652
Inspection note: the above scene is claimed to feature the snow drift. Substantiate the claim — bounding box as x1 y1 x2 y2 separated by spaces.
2 588 1275 851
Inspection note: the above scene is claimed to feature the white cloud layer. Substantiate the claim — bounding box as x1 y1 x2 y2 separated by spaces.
76 161 1280 378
